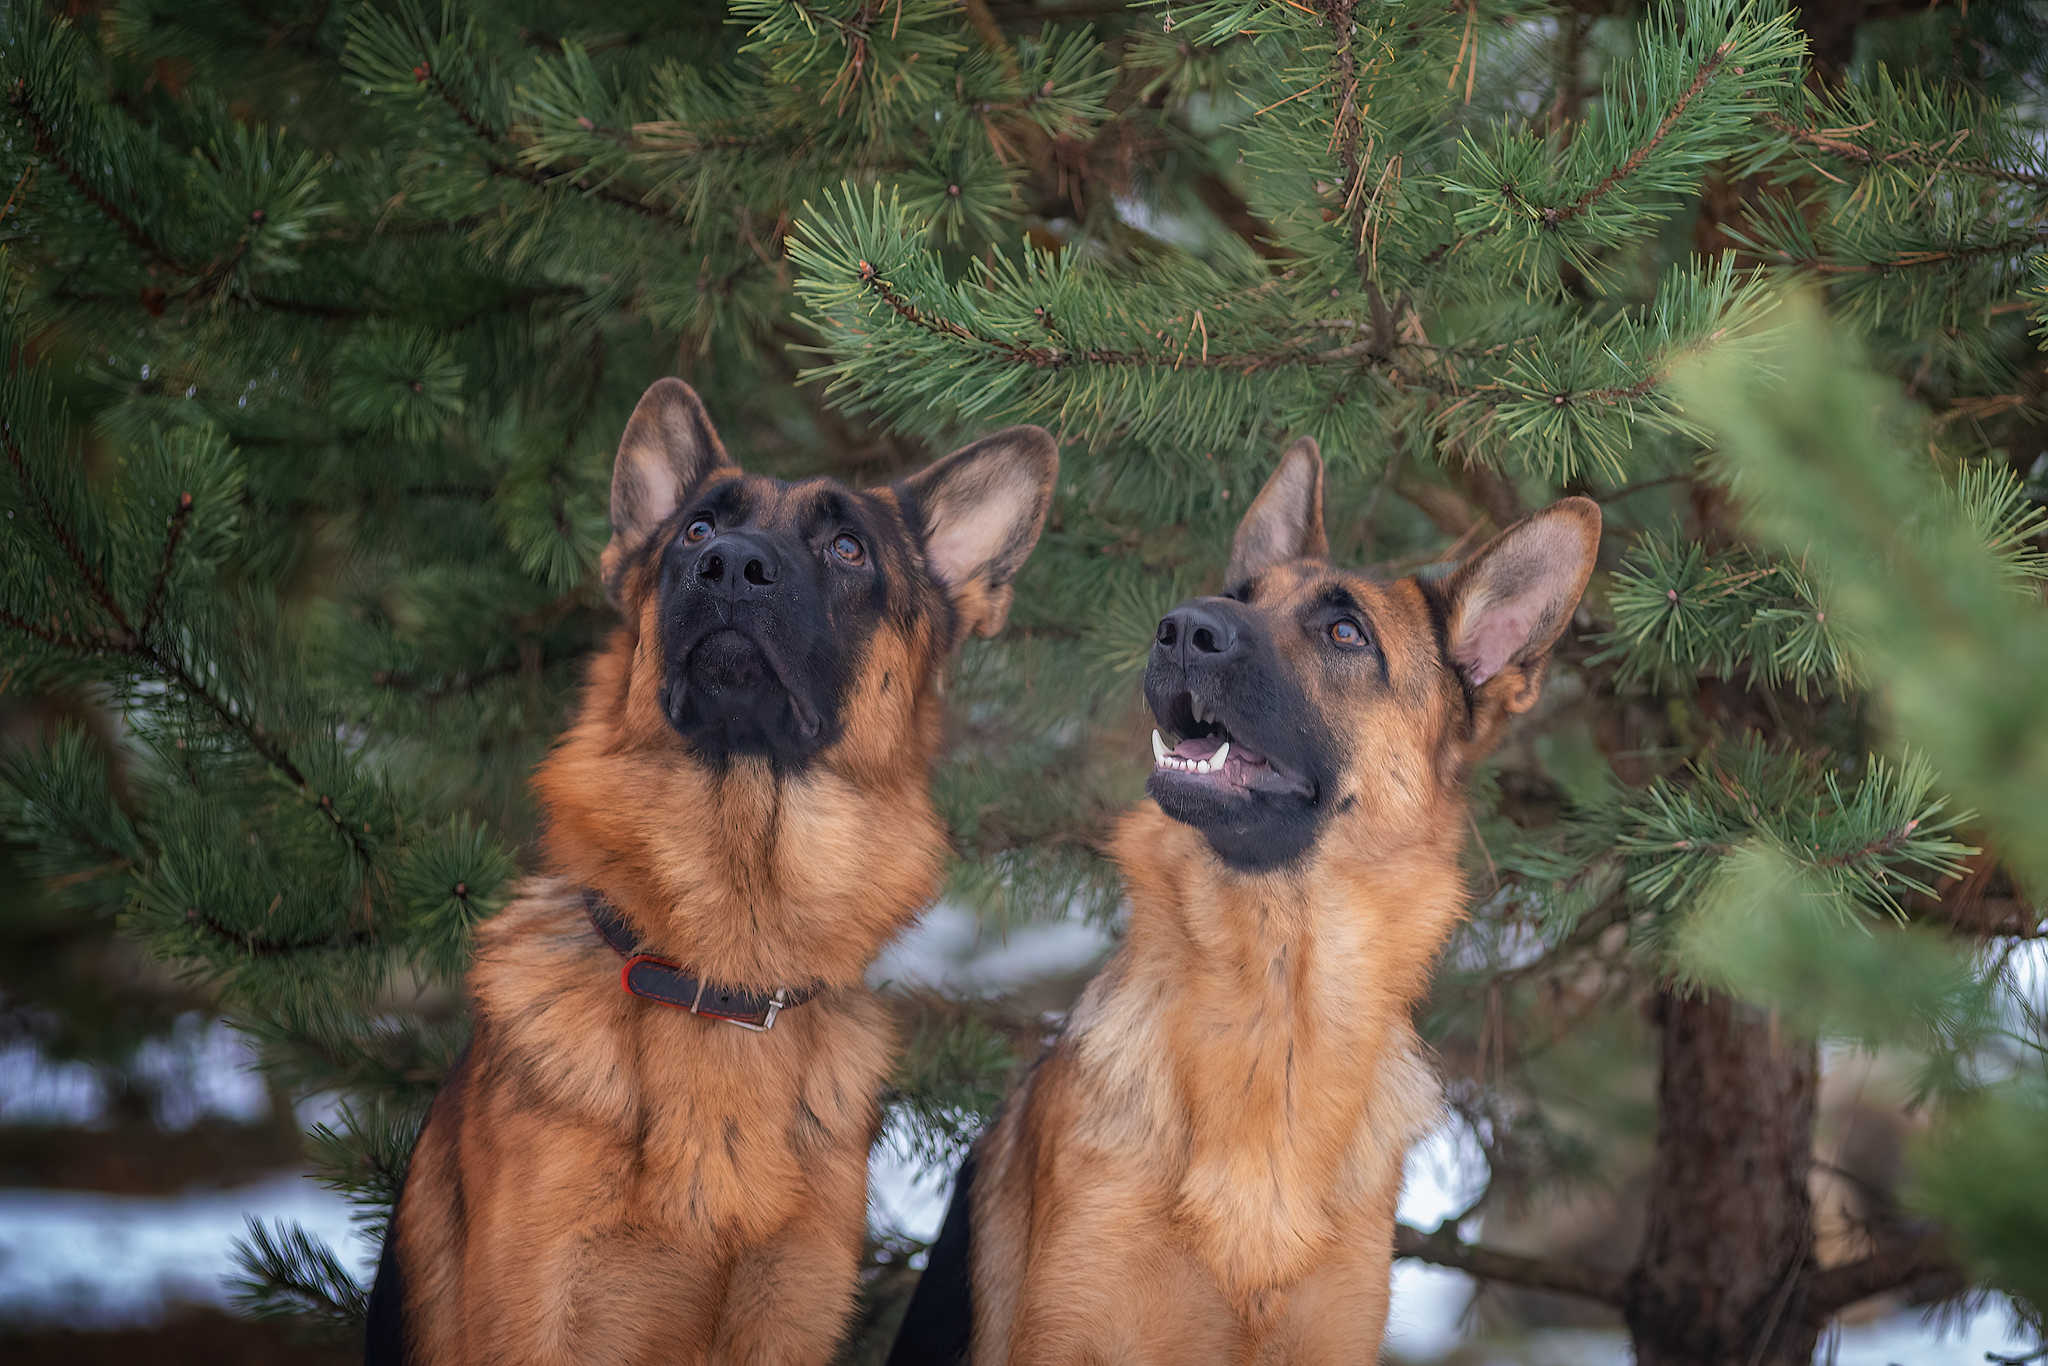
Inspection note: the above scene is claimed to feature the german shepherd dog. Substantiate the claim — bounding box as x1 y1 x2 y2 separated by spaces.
365 379 1056 1366
888 443 1599 1364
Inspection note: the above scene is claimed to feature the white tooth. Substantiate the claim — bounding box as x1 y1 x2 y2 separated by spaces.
1213 741 1230 769
1152 729 1167 764
1197 759 1212 774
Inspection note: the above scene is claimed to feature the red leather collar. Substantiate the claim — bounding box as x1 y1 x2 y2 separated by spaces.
581 888 815 1031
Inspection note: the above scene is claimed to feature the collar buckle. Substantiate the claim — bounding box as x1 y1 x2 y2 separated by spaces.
712 988 790 1032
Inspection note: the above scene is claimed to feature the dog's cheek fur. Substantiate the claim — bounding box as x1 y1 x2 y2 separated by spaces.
829 617 946 794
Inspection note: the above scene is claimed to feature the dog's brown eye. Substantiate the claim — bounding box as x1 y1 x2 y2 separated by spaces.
831 533 866 566
685 516 714 543
1330 618 1365 646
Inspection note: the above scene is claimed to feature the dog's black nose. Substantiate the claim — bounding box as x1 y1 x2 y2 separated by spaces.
1156 602 1239 661
695 530 782 598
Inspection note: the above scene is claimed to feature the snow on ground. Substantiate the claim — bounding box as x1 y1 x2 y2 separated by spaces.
868 900 1114 998
0 1171 372 1326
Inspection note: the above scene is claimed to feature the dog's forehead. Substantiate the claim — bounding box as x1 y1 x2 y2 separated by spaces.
1252 561 1408 620
701 471 895 527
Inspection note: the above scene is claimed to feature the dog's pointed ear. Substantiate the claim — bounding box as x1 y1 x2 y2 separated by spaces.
901 425 1059 639
1441 496 1601 717
601 379 735 605
1226 438 1328 585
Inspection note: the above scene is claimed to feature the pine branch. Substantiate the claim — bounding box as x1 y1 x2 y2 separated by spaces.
1 428 137 639
1760 112 2048 190
1762 225 2048 276
7 77 173 271
411 64 678 225
1 428 378 863
0 604 89 649
852 260 1459 386
1394 1220 1626 1305
228 1217 369 1333
187 907 379 958
1526 41 1734 228
1321 0 1365 257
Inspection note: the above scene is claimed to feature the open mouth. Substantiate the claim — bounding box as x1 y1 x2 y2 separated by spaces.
1148 691 1314 799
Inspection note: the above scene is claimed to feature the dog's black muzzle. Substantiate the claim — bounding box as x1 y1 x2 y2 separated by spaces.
1143 597 1330 871
657 528 841 767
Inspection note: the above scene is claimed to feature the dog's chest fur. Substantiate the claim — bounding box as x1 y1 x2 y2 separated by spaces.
469 879 894 1240
1065 808 1452 1300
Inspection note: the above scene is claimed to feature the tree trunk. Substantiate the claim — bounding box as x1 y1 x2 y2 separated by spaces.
1624 989 1822 1366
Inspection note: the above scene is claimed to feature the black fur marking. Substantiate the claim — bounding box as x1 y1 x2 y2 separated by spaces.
363 1211 409 1366
886 1148 978 1366
365 1043 473 1366
791 1097 831 1152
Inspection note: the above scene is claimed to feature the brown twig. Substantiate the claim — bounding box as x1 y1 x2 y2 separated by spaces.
1761 112 2048 190
1806 1226 1964 1314
417 66 678 224
1394 1221 1627 1304
1766 226 2048 276
1321 0 1365 255
0 605 87 649
1 427 136 641
138 492 194 638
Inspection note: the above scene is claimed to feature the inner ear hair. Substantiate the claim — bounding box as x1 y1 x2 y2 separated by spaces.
1443 496 1602 706
1226 437 1328 585
600 378 735 605
899 425 1059 640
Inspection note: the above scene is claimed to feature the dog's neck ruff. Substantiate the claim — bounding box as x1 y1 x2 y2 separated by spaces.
581 887 815 1031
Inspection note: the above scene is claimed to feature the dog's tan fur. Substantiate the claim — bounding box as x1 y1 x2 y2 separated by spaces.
381 379 1055 1366
961 445 1599 1364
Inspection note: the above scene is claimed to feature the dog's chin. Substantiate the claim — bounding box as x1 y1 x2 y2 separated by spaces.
1146 774 1324 872
662 628 826 767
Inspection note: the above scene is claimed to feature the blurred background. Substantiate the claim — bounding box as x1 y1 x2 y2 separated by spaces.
3 0 2047 1362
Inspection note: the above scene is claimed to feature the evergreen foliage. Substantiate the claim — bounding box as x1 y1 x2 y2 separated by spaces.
1 0 2044 1359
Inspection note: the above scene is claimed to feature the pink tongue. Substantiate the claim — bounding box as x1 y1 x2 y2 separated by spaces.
1168 736 1268 766
1170 736 1225 761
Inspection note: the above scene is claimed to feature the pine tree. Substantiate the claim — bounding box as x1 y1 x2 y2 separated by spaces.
1 1 2043 1363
